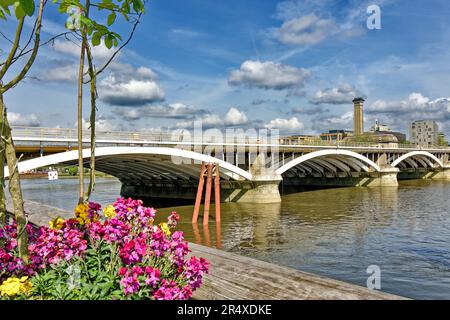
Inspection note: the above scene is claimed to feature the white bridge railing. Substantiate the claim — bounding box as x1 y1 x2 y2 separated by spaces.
10 126 450 151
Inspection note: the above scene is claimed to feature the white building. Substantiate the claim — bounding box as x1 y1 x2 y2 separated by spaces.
409 120 439 147
371 120 391 132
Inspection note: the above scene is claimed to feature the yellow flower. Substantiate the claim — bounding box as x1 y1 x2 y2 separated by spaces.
159 222 171 236
49 217 65 230
74 203 90 225
103 205 117 219
0 276 33 297
75 203 89 217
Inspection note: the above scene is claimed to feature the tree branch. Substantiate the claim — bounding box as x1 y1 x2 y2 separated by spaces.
89 3 140 15
1 0 46 94
83 12 142 83
0 31 14 46
0 31 73 68
0 18 25 80
17 17 38 59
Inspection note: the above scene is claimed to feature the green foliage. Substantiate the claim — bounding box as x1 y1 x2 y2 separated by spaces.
0 0 35 20
67 166 78 176
30 241 124 300
57 0 145 48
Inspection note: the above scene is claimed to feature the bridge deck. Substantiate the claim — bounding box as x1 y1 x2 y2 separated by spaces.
5 200 405 300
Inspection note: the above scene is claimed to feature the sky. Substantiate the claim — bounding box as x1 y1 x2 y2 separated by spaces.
2 0 450 137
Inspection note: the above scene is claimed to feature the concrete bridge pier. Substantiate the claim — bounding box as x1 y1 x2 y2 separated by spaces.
223 153 282 203
365 154 399 187
366 167 399 187
430 165 450 180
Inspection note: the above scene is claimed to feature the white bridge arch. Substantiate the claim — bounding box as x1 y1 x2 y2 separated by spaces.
275 149 382 176
391 151 444 168
3 147 253 181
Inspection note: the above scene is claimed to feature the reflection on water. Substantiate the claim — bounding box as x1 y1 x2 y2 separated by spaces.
13 177 450 299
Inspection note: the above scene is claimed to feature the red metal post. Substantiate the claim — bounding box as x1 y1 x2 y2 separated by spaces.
192 162 206 224
203 163 213 225
214 163 221 223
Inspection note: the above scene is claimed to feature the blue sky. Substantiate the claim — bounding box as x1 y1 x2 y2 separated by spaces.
2 0 450 136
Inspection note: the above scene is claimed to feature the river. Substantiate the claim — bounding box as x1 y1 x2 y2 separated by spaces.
11 177 450 299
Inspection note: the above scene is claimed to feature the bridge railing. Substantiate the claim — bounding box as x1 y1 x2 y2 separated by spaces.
10 126 450 150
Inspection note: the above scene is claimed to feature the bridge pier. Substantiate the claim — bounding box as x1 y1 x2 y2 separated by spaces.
222 175 282 203
227 153 282 203
430 165 450 180
365 167 399 187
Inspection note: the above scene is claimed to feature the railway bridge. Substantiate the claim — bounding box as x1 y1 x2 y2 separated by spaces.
5 126 450 203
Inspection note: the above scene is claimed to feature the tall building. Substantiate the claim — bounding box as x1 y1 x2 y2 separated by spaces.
353 97 365 135
410 120 439 147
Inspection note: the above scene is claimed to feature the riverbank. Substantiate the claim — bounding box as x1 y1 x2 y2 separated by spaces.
5 199 405 300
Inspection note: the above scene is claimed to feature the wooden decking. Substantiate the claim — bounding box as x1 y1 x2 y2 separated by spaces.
6 200 406 300
190 243 404 300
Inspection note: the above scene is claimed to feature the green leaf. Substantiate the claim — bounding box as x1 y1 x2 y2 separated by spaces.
121 11 129 22
0 0 15 11
19 0 34 16
13 1 25 19
104 35 112 49
91 31 101 46
107 11 115 26
0 9 6 20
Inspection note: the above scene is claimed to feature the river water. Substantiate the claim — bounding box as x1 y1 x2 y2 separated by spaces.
13 177 450 299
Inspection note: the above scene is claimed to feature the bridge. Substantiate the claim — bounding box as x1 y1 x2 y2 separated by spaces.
5 126 450 203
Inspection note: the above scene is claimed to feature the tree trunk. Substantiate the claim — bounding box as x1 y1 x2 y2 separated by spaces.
85 45 96 200
0 91 6 225
77 37 86 205
2 94 28 262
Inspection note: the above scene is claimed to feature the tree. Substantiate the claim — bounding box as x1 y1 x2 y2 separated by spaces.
56 0 145 203
0 0 46 262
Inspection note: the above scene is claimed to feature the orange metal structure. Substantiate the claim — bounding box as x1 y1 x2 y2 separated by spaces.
192 162 221 225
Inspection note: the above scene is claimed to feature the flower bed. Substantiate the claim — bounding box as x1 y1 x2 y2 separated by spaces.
0 198 209 300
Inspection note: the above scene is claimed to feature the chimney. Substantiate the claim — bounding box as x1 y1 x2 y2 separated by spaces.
353 97 365 135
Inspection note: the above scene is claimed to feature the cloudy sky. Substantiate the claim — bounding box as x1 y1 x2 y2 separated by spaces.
2 0 450 137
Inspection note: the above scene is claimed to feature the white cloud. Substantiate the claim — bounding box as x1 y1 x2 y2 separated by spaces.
114 103 205 120
277 14 335 46
99 74 165 106
228 60 311 90
310 111 354 132
311 84 358 105
53 40 114 60
366 93 450 132
81 117 116 131
175 107 249 129
39 64 78 83
175 113 222 129
271 0 371 48
264 117 304 133
136 66 157 79
225 107 248 125
7 112 40 127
